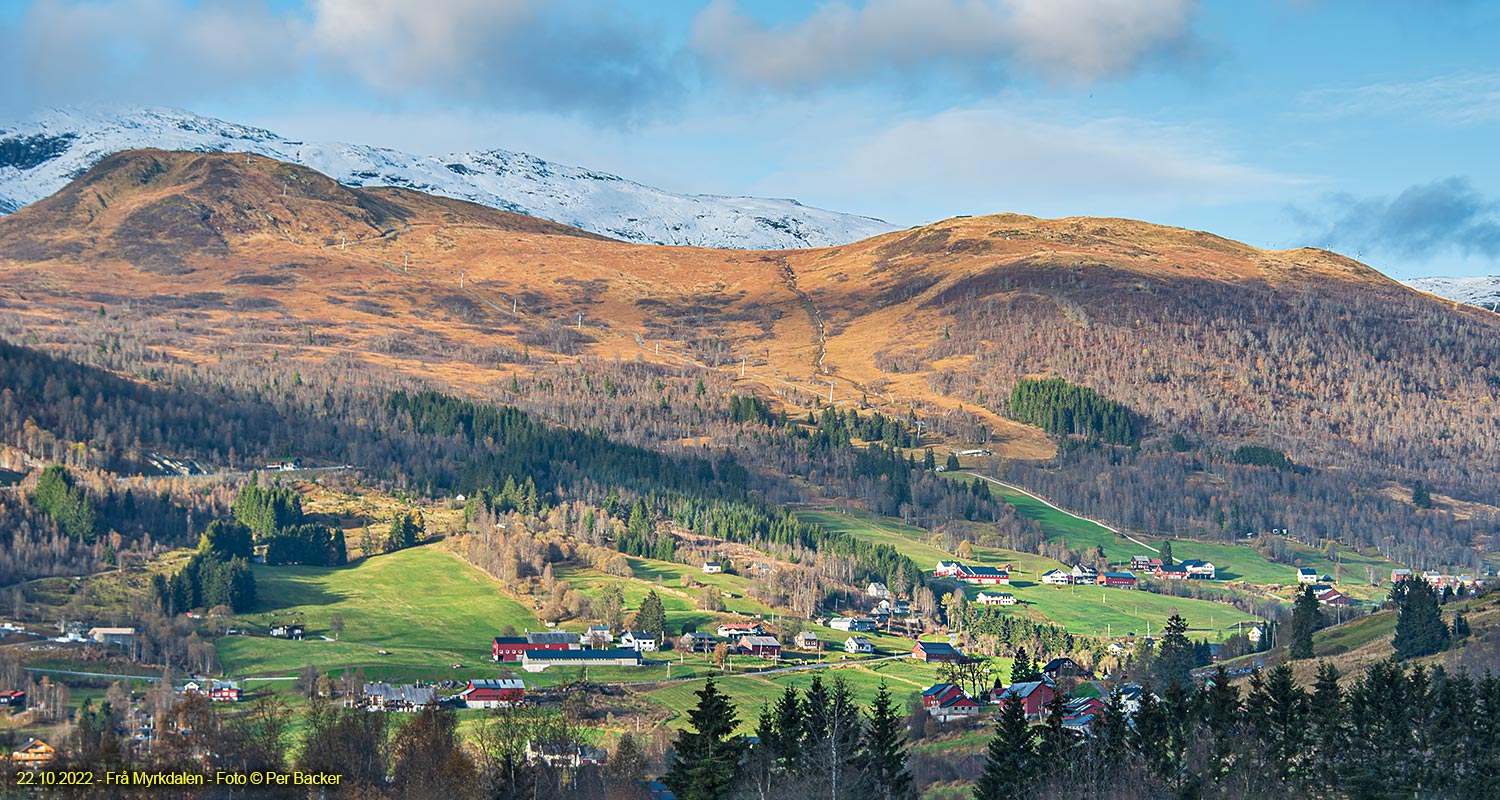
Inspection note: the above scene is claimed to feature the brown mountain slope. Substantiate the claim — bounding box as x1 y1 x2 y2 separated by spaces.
2 150 1497 493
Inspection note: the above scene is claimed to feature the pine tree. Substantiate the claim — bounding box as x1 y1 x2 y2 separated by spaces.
1392 577 1450 660
664 678 743 800
768 684 804 776
1306 661 1345 795
1010 646 1039 684
862 682 912 800
1153 614 1195 687
973 695 1035 799
1290 585 1323 660
1411 480 1432 509
1034 690 1071 764
1159 539 1173 567
632 590 666 644
945 452 960 472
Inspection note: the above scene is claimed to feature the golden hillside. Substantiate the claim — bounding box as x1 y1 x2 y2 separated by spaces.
3 149 1497 475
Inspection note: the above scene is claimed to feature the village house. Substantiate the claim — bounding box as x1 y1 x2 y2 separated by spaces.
87 627 137 647
794 631 822 651
619 631 658 652
269 624 304 640
845 636 874 654
521 649 644 673
995 680 1056 720
1041 657 1094 681
1062 696 1107 734
1180 559 1218 579
459 679 526 709
975 591 1017 606
1316 587 1351 607
702 561 723 574
912 641 968 663
1130 555 1163 571
492 631 582 662
1097 571 1138 588
362 683 438 712
866 581 893 599
0 690 26 709
934 561 963 577
1156 564 1189 580
526 741 608 768
1247 625 1265 646
208 680 242 702
827 616 878 633
1041 569 1073 586
716 622 764 640
1297 568 1320 584
1071 564 1099 583
10 738 55 767
736 636 783 659
582 621 612 645
680 632 718 653
1114 684 1145 716
921 683 982 722
1391 568 1414 583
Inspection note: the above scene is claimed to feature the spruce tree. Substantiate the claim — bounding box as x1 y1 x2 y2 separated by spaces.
1392 577 1450 660
973 695 1035 800
945 452 961 472
1010 646 1040 684
632 590 667 644
862 682 912 800
1306 661 1345 795
1153 614 1195 687
767 684 804 775
1290 585 1323 660
664 678 743 800
1411 480 1432 509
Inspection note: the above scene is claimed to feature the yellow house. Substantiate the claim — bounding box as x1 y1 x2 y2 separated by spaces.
11 738 55 766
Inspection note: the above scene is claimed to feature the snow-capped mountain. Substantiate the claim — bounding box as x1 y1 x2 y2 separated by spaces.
1404 276 1500 311
0 107 897 250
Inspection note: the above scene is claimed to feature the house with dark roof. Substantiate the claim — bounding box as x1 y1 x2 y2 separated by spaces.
1097 571 1138 588
921 683 982 722
521 649 644 672
912 641 967 663
1041 657 1094 681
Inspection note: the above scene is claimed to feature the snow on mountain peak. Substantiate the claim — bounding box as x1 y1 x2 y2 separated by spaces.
0 106 897 250
1404 276 1500 311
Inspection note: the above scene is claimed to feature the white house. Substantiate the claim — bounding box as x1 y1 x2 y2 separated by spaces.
934 561 963 577
1042 569 1073 586
845 636 875 654
975 591 1016 606
702 561 723 574
866 582 893 599
1297 568 1319 585
619 631 658 652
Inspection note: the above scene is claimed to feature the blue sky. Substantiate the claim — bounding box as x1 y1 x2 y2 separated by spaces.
2 1 1497 278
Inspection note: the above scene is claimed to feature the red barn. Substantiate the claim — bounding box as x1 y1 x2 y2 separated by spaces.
1097 571 1138 588
996 680 1055 719
492 632 581 662
459 679 526 708
735 636 782 659
912 641 968 663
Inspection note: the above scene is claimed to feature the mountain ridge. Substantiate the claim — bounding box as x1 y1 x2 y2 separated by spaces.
0 106 897 250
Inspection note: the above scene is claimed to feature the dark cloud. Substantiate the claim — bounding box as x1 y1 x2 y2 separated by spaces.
1291 177 1500 259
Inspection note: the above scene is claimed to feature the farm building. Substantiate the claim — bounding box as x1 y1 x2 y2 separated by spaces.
680 632 718 653
1097 571 1138 588
955 565 1010 585
716 622 764 639
362 683 438 711
912 641 967 663
87 627 137 647
735 636 783 659
459 679 526 709
995 680 1056 720
521 649 643 673
921 683 982 722
827 617 878 633
492 631 582 662
269 624 304 640
975 592 1017 606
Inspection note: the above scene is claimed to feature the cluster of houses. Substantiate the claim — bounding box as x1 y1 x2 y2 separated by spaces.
1389 568 1482 591
921 657 1144 735
935 562 1010 585
181 679 243 703
1129 555 1218 581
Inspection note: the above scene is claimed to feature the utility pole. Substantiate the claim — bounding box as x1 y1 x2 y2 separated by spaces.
741 357 746 378
512 297 517 314
828 380 835 402
403 254 409 273
576 312 584 330
459 270 466 289
340 234 346 251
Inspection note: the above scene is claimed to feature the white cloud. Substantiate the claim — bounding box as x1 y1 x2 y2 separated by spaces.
1298 73 1500 125
754 105 1303 221
691 0 1201 88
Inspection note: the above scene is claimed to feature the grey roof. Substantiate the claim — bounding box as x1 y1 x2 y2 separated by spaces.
363 683 437 705
526 631 581 645
523 649 643 662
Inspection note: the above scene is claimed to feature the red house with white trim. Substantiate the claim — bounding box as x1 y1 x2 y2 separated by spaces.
921 683 982 722
735 636 783 659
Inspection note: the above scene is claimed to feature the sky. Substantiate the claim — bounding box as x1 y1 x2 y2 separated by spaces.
1 0 1498 278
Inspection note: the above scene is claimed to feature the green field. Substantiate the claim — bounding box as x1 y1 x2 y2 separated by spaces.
803 508 1258 640
217 545 540 676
